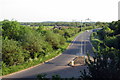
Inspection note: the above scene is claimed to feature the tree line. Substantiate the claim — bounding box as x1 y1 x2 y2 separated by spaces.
20 21 105 28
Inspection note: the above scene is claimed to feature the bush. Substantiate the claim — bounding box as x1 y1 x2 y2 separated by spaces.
20 28 45 59
116 34 120 49
104 36 116 48
59 35 66 45
2 38 24 66
80 47 120 79
45 31 60 49
63 30 71 39
42 42 53 55
2 20 22 40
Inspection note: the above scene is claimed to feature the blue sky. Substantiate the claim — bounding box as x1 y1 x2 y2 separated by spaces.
0 0 119 22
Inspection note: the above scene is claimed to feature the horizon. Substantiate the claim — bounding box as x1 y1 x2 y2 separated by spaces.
0 19 116 23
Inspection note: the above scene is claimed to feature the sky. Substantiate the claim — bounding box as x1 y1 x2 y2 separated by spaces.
0 0 120 22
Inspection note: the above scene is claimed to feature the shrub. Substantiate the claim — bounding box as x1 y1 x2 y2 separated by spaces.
21 28 45 59
2 38 24 66
45 31 60 49
2 20 22 40
80 46 120 80
116 34 120 49
63 30 71 39
59 35 66 45
104 36 116 48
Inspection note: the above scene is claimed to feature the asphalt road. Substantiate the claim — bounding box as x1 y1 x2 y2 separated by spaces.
3 30 94 79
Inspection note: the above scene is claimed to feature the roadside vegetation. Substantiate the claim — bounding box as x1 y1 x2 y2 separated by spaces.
2 20 80 75
80 20 120 79
1 20 97 75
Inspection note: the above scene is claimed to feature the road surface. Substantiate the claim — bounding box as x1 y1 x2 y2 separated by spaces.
3 30 94 79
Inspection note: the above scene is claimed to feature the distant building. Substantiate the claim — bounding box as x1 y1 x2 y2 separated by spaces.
53 25 62 29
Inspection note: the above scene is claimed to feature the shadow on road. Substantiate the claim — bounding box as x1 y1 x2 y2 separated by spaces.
17 65 88 78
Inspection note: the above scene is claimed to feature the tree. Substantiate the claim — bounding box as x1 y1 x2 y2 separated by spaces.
2 20 22 40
